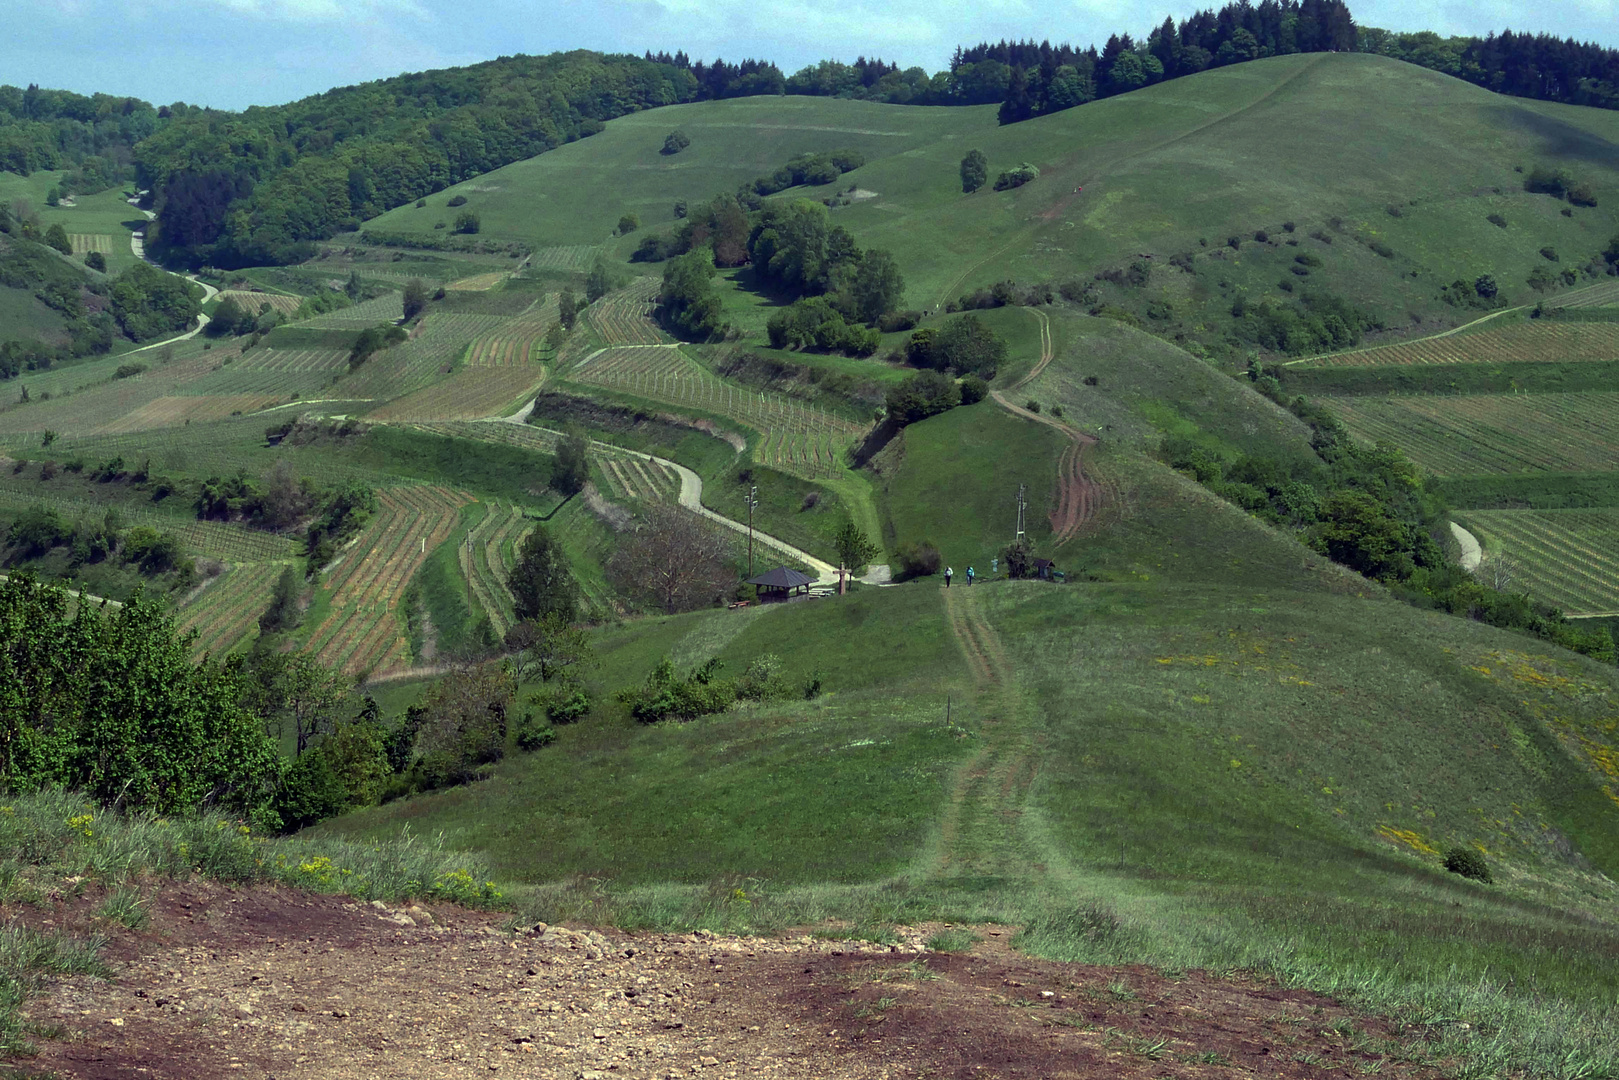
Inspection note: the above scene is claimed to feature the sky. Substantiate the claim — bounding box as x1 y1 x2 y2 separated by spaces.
6 0 1617 110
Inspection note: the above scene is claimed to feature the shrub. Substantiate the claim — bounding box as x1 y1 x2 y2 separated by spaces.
992 163 1039 191
1254 229 1269 242
446 194 468 207
114 363 146 379
84 251 106 272
877 309 921 333
893 540 942 580
617 213 640 235
1295 253 1322 268
1025 399 1041 413
1283 221 1296 232
453 211 480 235
1443 846 1491 883
1540 246 1559 261
1487 213 1508 228
1368 239 1395 258
515 713 557 751
959 374 988 405
541 688 590 725
661 130 690 155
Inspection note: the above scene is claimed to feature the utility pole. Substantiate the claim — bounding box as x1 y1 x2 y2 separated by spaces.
1015 483 1027 543
746 484 758 577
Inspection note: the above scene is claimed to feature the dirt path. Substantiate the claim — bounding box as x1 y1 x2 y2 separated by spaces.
991 391 1109 547
14 879 1426 1080
1450 521 1482 572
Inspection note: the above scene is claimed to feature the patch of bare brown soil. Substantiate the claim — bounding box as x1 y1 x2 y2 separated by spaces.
11 884 1437 1080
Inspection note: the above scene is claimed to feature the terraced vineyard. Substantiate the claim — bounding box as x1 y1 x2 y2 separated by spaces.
587 280 666 346
528 245 597 271
459 501 531 639
569 346 863 477
1461 508 1619 615
445 272 507 291
337 312 511 400
300 292 405 328
177 562 284 656
217 291 303 316
0 486 298 564
94 394 284 434
1550 280 1619 309
367 367 547 421
1327 392 1619 475
307 485 471 675
1302 322 1619 368
466 294 559 366
595 453 679 501
0 351 233 436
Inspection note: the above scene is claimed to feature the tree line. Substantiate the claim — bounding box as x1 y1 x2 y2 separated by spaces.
0 83 162 188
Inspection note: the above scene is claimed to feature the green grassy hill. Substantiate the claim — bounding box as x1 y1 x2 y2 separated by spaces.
361 97 994 254
362 52 1619 338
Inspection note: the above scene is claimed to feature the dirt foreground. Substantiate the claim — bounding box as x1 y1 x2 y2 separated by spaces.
16 882 1436 1080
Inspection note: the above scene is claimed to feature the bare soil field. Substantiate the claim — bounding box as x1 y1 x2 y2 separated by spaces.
14 880 1438 1080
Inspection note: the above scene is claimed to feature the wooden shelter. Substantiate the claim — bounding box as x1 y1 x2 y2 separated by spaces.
747 566 816 601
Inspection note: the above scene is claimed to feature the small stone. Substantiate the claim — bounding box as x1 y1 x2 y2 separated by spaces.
370 900 388 911
593 1027 608 1039
332 1009 350 1018
107 1017 125 1027
1040 990 1055 999
700 1056 720 1068
237 1003 255 1016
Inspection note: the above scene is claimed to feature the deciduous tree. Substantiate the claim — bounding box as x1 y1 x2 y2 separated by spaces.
608 503 734 614
507 524 579 624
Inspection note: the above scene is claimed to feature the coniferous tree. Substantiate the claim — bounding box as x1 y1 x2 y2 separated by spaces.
960 149 989 193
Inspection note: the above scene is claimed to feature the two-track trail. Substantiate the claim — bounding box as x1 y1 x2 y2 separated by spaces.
933 589 1045 882
992 309 1112 546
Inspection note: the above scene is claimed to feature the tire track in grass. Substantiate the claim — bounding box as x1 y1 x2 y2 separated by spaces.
993 318 1113 545
934 589 1043 881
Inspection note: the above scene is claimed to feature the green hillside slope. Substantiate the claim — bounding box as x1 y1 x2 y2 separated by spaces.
378 52 1619 351
361 96 995 251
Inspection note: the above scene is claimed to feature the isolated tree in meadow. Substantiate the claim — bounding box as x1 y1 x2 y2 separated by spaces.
454 211 480 234
411 662 515 788
84 250 106 272
608 503 734 615
507 524 579 624
617 213 640 235
661 130 691 155
45 187 60 207
833 517 879 574
44 223 71 254
551 427 590 496
504 612 595 686
402 278 428 321
960 149 989 193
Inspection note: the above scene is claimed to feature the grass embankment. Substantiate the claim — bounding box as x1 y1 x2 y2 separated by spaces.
876 401 1065 570
0 788 500 1054
320 573 1619 1074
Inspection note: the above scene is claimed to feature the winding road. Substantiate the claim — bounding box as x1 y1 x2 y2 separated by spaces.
1450 521 1482 571
501 418 841 585
128 200 217 343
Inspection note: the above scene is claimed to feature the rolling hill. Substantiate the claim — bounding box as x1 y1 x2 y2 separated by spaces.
4 45 1619 1075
